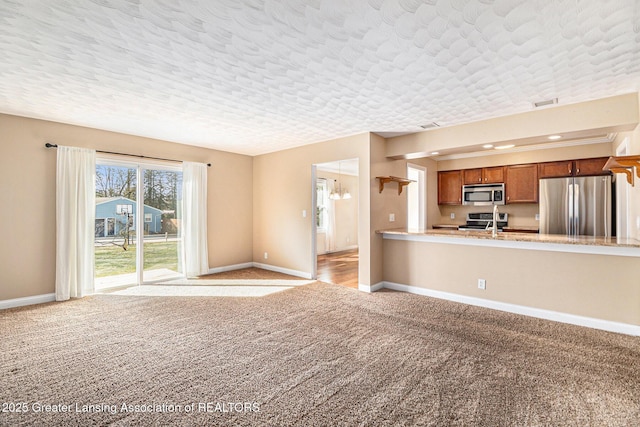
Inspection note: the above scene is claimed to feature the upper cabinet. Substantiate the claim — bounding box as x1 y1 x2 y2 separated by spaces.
574 157 611 176
463 166 504 184
505 164 538 203
538 160 573 178
437 157 610 205
538 157 611 178
438 170 463 205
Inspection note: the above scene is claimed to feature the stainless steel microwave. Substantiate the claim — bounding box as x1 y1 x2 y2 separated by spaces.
462 183 505 206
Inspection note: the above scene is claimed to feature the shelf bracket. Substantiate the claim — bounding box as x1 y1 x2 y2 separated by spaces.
376 176 415 195
603 155 640 187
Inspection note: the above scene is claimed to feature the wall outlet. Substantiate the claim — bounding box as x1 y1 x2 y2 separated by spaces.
450 213 455 219
535 213 540 221
302 210 307 218
264 252 268 260
389 213 395 222
478 279 486 290
637 216 640 231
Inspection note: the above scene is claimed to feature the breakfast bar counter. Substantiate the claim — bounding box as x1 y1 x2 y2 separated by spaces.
377 227 640 334
377 228 640 256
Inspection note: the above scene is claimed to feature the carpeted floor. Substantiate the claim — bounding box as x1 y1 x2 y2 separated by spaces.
1 275 639 426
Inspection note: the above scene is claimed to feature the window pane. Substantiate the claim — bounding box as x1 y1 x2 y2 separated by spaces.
94 164 137 289
143 169 183 282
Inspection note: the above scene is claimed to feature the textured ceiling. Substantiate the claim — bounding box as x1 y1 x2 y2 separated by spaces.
0 0 639 155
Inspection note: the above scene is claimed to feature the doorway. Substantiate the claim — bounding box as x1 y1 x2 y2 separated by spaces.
312 159 359 288
616 137 630 238
94 159 184 290
407 163 427 231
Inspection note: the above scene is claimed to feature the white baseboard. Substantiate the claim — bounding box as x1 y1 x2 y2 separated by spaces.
208 262 254 275
358 282 385 293
0 293 56 310
252 262 313 280
381 281 640 337
318 245 359 256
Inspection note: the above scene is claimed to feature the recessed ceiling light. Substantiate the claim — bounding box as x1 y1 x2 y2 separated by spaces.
495 144 515 150
482 144 493 149
548 135 562 140
430 151 439 155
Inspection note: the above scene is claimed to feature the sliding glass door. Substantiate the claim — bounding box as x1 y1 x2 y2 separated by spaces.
142 167 183 283
94 159 183 289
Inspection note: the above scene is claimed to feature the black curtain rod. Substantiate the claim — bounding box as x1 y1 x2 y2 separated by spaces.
45 143 211 167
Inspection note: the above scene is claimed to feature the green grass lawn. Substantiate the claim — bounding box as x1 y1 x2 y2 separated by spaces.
94 241 179 277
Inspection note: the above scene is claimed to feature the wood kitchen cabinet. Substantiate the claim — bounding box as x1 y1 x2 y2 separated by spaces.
505 164 538 203
538 157 611 178
438 170 462 205
538 160 573 178
574 157 611 176
463 166 504 184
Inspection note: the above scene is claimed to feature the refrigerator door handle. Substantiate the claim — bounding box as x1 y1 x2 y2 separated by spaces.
603 178 609 238
567 182 574 236
573 183 580 236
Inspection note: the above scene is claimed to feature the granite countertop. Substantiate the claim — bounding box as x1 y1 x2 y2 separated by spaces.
377 228 640 248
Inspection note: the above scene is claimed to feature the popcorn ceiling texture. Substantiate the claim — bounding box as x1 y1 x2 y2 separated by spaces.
0 0 638 155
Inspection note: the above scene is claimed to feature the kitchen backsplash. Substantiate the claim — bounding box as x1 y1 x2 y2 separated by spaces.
438 203 539 227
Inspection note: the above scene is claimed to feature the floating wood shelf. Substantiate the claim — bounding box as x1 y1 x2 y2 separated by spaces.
377 176 415 195
603 155 640 186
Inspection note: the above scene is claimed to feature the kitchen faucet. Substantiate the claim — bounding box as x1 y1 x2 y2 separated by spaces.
485 204 499 236
491 204 499 237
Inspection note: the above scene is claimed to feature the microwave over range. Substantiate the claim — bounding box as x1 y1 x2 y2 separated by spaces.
462 183 505 206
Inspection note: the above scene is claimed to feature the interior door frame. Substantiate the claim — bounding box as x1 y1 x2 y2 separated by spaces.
407 163 427 231
311 158 359 282
616 137 630 238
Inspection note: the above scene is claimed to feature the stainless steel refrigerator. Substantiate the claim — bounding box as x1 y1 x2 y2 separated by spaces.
539 176 612 237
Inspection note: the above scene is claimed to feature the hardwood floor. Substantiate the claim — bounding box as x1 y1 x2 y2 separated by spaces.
317 249 358 289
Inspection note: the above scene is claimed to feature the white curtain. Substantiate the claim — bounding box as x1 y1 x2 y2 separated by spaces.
182 161 209 277
55 146 96 301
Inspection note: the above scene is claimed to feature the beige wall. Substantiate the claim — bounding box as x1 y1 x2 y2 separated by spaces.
0 113 253 300
386 93 638 159
437 204 539 227
436 142 614 171
253 133 372 283
383 239 640 325
252 132 411 287
316 170 359 253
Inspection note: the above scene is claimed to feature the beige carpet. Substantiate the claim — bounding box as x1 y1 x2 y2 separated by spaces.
1 275 639 426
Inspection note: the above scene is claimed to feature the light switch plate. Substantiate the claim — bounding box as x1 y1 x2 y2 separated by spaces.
535 213 540 221
450 213 455 219
302 210 307 218
389 213 395 222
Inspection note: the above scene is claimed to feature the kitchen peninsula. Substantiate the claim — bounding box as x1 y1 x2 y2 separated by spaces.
376 228 640 335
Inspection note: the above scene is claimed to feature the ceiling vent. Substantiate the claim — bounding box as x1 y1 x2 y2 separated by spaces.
532 98 558 108
420 122 440 129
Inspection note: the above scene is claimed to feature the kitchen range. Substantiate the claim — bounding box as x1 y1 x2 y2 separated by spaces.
458 212 508 231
